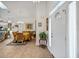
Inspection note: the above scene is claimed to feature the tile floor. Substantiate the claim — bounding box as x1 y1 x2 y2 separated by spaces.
0 38 53 58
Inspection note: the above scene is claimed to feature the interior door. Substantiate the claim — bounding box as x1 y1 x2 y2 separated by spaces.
51 9 66 57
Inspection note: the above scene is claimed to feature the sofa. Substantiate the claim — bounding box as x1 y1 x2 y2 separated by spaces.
0 31 6 41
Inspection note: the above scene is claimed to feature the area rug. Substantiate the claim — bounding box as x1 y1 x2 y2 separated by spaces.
7 41 27 46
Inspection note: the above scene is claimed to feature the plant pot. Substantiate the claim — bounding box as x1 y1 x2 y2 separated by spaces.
39 39 47 46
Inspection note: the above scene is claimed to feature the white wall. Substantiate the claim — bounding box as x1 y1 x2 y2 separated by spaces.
68 2 77 58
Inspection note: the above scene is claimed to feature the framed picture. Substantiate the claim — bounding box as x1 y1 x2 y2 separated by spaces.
26 24 33 30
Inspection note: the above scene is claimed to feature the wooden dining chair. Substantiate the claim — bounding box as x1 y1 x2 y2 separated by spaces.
16 32 24 43
12 32 17 42
23 31 31 41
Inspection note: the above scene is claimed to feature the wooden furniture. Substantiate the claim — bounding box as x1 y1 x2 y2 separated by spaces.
16 32 24 43
12 31 36 43
13 32 25 43
23 31 36 40
23 31 31 41
32 31 36 39
12 32 17 41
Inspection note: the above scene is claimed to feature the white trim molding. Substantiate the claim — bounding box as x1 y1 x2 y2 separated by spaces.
49 1 66 17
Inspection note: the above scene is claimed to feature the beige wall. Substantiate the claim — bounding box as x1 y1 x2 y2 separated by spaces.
35 2 47 45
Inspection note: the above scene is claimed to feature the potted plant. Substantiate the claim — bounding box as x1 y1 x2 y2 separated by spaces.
39 32 47 46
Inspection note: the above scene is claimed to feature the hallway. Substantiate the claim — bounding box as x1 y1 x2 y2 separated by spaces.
0 39 53 58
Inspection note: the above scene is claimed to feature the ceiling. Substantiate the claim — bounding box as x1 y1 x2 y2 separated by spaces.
2 1 36 18
0 1 59 22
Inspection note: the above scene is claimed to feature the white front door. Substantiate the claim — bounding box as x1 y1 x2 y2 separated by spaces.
51 9 66 57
